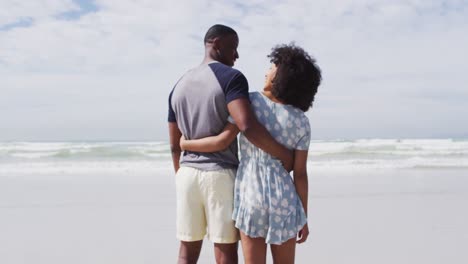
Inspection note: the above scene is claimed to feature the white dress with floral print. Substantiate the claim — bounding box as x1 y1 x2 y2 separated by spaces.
231 92 310 245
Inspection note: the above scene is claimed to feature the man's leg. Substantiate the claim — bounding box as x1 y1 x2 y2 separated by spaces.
175 167 207 263
178 240 203 264
201 169 239 263
214 242 238 264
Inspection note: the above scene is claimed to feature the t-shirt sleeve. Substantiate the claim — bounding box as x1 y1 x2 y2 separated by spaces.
296 116 311 150
225 73 249 104
167 89 176 122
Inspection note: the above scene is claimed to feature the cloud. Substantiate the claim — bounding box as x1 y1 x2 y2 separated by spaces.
0 0 467 140
0 0 78 26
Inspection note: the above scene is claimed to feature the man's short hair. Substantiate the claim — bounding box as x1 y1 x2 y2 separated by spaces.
204 24 237 44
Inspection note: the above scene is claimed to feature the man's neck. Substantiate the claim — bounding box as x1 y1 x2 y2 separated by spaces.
202 57 217 64
202 49 218 65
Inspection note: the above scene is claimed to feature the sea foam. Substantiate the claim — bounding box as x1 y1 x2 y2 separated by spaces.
1 139 467 173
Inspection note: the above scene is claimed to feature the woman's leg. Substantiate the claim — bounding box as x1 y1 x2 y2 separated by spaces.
240 231 267 264
270 237 296 264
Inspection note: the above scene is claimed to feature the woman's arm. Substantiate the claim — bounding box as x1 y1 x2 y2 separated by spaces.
180 123 240 153
293 149 309 243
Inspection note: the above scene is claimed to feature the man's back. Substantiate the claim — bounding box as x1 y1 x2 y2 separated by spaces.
168 61 248 171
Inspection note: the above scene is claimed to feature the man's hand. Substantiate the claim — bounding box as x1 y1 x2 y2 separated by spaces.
168 122 182 173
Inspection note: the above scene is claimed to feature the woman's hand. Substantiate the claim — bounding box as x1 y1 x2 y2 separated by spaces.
179 135 187 151
297 223 309 243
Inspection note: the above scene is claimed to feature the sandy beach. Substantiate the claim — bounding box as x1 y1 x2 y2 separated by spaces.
1 162 467 264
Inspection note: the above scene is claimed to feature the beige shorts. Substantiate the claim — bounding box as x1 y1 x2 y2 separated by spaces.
175 166 239 244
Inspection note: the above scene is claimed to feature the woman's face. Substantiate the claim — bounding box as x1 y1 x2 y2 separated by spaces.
263 63 277 91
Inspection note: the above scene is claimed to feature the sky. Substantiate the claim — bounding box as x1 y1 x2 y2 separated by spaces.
1 0 467 141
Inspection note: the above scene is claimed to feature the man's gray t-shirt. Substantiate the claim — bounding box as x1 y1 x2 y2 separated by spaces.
168 61 249 171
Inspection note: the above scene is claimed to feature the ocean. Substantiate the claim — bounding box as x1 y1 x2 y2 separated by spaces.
1 139 467 174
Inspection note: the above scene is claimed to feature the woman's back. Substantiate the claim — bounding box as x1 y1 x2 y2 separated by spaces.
234 91 310 244
239 91 310 163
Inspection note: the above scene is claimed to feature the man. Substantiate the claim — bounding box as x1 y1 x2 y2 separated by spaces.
168 24 293 264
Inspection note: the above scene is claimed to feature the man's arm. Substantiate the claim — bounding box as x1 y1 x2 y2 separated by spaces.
168 122 182 173
227 98 293 171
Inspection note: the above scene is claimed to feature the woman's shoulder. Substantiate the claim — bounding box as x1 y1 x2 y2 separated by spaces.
248 91 262 99
248 91 266 107
284 104 307 118
287 108 310 131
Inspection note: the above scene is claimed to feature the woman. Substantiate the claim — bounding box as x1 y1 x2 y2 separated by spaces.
180 43 321 263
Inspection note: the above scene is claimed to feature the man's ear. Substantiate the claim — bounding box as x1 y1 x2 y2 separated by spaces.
211 37 221 49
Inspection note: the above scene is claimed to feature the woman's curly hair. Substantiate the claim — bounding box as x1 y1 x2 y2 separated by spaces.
268 44 322 112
